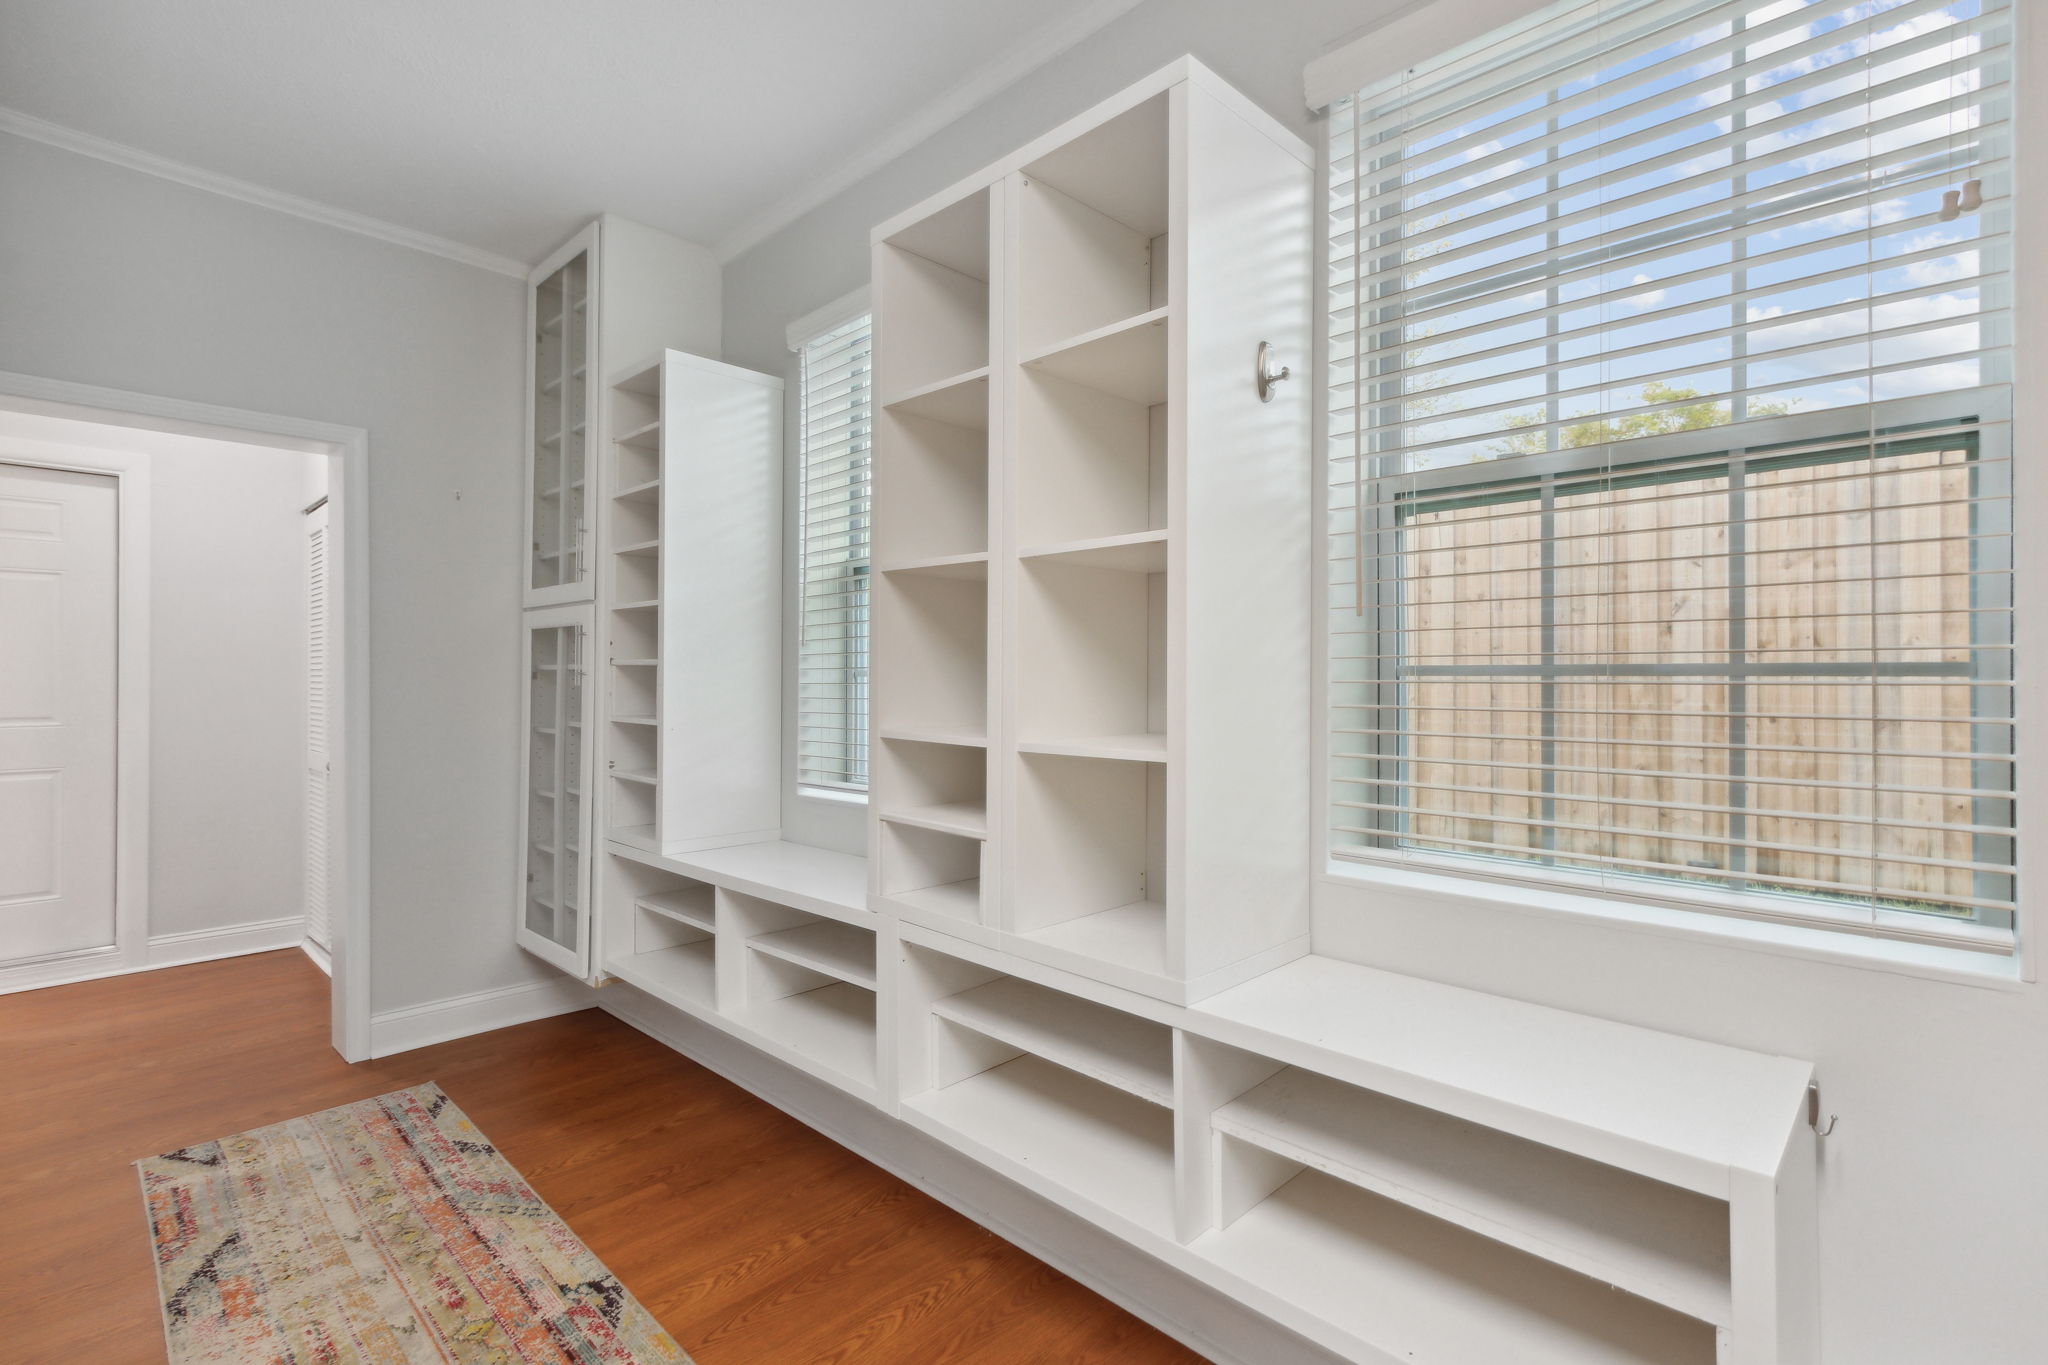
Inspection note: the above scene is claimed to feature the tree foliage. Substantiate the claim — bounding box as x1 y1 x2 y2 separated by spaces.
1487 382 1792 456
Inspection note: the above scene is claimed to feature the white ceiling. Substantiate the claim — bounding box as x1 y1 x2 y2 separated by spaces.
0 0 1141 268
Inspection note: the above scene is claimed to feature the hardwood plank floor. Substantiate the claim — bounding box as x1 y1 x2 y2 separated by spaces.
0 949 1205 1364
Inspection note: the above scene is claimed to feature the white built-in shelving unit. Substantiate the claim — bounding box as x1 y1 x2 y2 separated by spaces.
602 840 882 1102
517 60 1819 1365
516 216 724 980
867 57 1316 1006
601 350 782 860
893 922 1815 1365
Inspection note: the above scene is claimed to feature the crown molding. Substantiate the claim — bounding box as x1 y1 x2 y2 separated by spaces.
711 0 1149 264
0 105 531 279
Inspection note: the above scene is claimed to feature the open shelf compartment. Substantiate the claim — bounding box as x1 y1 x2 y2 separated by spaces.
901 942 1175 1240
875 736 988 839
1211 1065 1733 1326
603 856 716 1012
1016 90 1169 354
1015 365 1167 547
1015 552 1166 755
1009 752 1167 977
933 975 1171 1106
876 187 991 399
872 568 988 743
725 889 878 1093
1198 1169 1717 1365
879 821 984 924
874 401 988 562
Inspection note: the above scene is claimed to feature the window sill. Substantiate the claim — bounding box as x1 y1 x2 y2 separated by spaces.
1320 860 2029 992
795 786 868 808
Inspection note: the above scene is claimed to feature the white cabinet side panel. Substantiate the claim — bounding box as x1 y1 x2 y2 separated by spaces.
1174 83 1315 987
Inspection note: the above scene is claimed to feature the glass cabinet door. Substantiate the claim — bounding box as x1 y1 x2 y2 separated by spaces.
517 605 594 975
528 242 593 604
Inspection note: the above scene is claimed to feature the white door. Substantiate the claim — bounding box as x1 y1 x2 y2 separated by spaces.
304 500 332 950
0 463 118 963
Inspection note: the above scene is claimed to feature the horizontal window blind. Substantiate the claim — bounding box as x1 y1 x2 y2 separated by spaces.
1326 0 2016 946
797 313 874 792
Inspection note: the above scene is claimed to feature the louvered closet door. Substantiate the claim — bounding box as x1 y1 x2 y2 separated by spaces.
304 501 332 951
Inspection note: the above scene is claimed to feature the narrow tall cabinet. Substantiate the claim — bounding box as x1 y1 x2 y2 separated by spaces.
601 349 783 860
516 604 595 973
527 233 594 605
519 216 723 979
868 60 1315 1004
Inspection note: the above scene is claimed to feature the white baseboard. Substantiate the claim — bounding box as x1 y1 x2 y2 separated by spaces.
599 984 1347 1365
148 915 307 968
369 976 596 1058
0 915 307 995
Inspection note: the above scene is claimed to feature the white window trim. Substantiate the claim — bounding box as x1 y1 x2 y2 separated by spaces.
787 288 874 809
786 286 872 353
1307 0 2045 986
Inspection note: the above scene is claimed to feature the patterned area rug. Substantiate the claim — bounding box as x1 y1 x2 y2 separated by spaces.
138 1082 689 1364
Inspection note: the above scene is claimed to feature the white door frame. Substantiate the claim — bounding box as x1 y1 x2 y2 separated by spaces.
0 370 373 1062
0 442 150 985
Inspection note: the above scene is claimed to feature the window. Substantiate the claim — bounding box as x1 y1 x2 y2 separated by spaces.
1324 0 2015 948
796 310 874 793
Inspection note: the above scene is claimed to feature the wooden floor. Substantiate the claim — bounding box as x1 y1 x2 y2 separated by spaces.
0 949 1203 1364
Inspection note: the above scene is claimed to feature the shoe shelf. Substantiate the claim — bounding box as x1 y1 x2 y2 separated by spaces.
599 351 782 860
602 841 881 1103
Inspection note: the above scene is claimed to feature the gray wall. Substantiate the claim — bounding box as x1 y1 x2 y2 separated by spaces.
720 0 1397 374
718 2 2048 1360
0 131 548 1013
150 434 326 938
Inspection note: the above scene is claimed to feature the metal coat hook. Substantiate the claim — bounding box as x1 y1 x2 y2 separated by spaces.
1256 341 1290 402
1808 1082 1838 1138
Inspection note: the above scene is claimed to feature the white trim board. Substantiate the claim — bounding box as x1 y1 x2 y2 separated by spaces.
600 985 1352 1365
368 977 597 1059
148 916 307 968
0 106 529 279
712 0 1151 263
786 286 872 352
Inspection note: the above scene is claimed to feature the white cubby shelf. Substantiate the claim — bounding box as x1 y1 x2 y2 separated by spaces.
889 915 1815 1365
603 839 881 1103
868 53 1312 1008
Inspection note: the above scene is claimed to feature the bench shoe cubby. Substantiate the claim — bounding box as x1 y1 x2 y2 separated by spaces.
893 920 1814 1365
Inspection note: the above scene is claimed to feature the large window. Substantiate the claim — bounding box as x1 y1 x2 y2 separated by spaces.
796 311 874 793
1325 0 2015 947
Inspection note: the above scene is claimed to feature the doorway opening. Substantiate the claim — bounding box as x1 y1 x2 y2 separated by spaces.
0 374 369 1059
